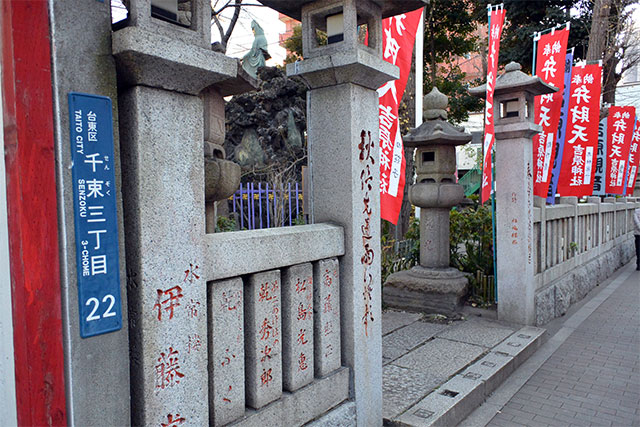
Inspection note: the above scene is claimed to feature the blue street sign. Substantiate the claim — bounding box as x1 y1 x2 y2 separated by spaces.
68 92 122 338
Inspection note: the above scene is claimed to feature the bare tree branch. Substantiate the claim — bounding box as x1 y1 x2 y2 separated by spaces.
222 0 243 51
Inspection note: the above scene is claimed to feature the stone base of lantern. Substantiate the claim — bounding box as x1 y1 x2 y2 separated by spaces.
383 266 468 315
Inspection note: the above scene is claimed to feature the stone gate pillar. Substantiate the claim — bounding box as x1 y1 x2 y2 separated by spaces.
112 1 238 424
470 62 556 325
257 0 425 424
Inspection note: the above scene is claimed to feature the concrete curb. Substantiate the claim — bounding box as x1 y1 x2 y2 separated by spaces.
388 327 545 427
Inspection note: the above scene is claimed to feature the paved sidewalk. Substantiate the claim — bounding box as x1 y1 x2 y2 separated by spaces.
472 264 640 427
381 305 539 424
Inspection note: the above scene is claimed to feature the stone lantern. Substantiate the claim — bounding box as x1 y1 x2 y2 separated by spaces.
469 62 556 325
258 1 426 424
383 88 471 314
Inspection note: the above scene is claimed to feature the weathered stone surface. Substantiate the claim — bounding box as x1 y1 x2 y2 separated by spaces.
459 351 515 395
383 321 448 363
396 374 485 427
282 263 314 391
306 81 385 426
384 266 468 314
435 319 514 348
573 267 592 301
416 208 452 267
382 310 422 336
209 278 245 425
492 326 545 366
50 1 130 424
233 367 350 427
383 364 443 420
307 401 356 427
119 85 207 426
313 258 341 377
245 270 282 409
112 26 237 94
535 285 555 326
204 224 344 281
554 278 573 317
204 158 241 202
393 338 485 379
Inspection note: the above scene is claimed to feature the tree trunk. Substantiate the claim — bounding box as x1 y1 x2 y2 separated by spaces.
602 57 620 105
586 0 612 62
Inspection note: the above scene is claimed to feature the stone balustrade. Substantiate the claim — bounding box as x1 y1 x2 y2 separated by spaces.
532 197 639 325
205 224 348 426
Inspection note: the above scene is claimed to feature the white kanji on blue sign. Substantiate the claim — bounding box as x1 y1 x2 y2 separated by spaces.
69 92 122 338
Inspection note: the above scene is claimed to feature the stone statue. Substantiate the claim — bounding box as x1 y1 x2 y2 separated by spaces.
242 20 271 78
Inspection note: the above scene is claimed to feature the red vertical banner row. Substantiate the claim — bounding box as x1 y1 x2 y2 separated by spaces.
605 106 636 195
625 119 640 194
1 0 67 424
481 5 506 204
532 26 570 198
557 62 602 197
378 9 423 224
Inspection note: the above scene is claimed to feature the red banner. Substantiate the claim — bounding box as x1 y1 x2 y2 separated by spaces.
625 117 639 195
481 6 506 204
557 63 602 197
378 9 423 224
605 106 636 194
532 26 570 197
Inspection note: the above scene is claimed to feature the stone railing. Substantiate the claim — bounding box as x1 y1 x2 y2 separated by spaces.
532 197 639 325
204 224 349 426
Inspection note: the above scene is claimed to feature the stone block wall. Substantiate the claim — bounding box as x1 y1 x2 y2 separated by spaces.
208 258 349 426
533 197 639 325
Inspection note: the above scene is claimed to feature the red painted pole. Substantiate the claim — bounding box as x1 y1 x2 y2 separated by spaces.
2 1 68 425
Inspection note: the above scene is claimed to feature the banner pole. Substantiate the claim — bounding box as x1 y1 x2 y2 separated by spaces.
415 8 424 128
491 148 498 302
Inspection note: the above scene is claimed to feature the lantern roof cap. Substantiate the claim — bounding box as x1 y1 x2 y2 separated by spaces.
256 0 428 21
404 87 472 148
469 61 557 99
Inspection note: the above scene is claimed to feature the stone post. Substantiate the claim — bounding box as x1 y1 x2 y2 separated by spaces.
112 1 238 424
258 0 425 424
383 88 471 314
48 1 131 424
470 62 556 325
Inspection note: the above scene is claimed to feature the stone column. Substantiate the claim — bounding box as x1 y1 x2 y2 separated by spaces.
259 1 425 424
112 3 238 423
304 80 390 426
286 3 400 424
493 117 537 324
48 1 131 424
471 62 557 325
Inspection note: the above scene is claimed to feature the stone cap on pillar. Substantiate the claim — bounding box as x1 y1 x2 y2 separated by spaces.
285 48 399 89
404 87 472 148
468 62 557 99
469 62 557 139
262 0 424 89
257 0 428 21
112 26 238 95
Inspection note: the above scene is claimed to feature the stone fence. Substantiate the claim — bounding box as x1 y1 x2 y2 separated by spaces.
203 224 349 425
533 197 639 325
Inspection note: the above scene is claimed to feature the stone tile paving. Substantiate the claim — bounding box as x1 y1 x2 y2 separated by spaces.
392 337 485 376
435 317 515 348
382 310 423 336
487 270 640 427
382 320 449 364
382 364 443 420
382 309 513 422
